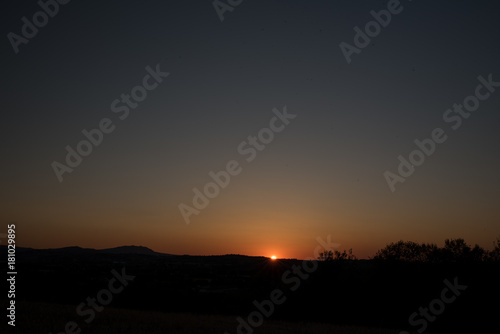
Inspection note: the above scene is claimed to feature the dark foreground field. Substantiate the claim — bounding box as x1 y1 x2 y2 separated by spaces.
1 244 497 333
14 301 415 334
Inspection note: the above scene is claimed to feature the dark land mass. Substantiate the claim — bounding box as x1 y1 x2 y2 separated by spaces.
1 245 498 333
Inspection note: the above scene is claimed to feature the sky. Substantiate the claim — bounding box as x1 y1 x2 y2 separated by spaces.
1 0 499 259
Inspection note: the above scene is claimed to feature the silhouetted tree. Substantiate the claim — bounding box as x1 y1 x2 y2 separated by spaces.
488 237 500 261
318 249 356 261
374 238 488 263
318 250 334 261
421 243 441 263
373 240 429 261
443 238 471 261
470 244 487 262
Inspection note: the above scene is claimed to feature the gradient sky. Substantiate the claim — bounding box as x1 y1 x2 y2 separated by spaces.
2 0 499 259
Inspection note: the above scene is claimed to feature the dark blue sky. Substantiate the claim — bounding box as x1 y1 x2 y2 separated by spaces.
2 0 499 258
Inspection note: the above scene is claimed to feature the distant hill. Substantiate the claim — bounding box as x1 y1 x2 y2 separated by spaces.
100 245 162 255
0 245 171 256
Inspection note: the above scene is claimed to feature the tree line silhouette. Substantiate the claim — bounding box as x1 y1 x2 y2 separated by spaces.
318 237 500 262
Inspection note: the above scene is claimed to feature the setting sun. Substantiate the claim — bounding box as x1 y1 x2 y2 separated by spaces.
271 255 277 260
